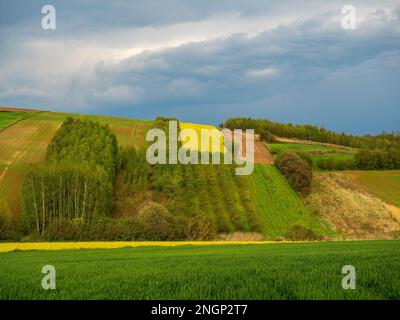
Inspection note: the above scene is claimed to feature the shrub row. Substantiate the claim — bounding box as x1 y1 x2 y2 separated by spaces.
2 203 216 241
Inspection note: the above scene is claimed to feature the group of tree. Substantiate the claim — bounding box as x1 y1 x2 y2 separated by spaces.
22 118 118 235
354 149 400 170
10 116 251 241
150 117 262 235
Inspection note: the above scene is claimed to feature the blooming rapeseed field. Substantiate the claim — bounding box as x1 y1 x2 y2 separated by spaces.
0 241 285 252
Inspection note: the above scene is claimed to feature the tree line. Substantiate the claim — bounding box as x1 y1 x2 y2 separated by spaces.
223 117 400 150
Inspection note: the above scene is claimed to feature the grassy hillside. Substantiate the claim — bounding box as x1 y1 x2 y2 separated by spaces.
345 171 400 207
305 172 400 239
248 164 332 239
0 241 399 299
2 109 397 241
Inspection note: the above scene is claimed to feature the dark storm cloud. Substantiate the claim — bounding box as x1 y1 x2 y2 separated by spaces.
0 0 399 133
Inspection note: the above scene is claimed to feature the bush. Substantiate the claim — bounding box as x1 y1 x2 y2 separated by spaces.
275 152 312 195
285 225 322 241
180 216 216 240
42 217 141 241
0 215 27 241
259 130 276 143
355 149 400 170
316 158 355 171
43 219 85 241
296 152 313 167
137 202 176 240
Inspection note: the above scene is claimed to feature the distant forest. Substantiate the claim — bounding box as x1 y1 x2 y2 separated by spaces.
223 118 400 150
223 118 400 170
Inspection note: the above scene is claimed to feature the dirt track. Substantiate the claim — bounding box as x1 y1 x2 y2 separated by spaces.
253 140 274 164
239 133 273 164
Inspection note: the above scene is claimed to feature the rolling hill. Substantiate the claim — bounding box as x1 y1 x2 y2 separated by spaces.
0 108 399 241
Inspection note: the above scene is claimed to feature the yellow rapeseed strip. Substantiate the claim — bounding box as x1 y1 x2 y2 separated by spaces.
0 241 299 253
179 122 225 153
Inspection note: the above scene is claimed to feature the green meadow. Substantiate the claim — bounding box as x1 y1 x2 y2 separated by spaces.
0 241 399 300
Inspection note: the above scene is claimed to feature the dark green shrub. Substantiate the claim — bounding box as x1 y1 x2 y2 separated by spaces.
259 130 276 143
137 202 176 240
0 215 27 241
43 219 86 241
296 152 313 167
316 158 355 171
275 151 312 195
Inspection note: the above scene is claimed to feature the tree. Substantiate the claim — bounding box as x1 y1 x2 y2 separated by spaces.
137 202 175 240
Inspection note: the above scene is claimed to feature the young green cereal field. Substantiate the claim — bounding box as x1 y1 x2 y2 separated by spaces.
0 241 398 300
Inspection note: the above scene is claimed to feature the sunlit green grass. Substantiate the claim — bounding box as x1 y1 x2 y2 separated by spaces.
268 143 357 169
0 111 34 130
249 164 332 238
0 241 399 300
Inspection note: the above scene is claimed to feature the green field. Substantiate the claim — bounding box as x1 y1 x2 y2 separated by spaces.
248 164 332 238
268 143 357 169
268 143 357 154
345 171 400 207
0 241 398 299
0 111 34 130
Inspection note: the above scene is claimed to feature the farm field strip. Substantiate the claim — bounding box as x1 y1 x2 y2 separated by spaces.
269 143 357 154
0 240 301 252
254 140 274 164
0 115 62 215
0 241 399 299
0 111 36 131
248 164 332 238
179 122 225 153
274 137 359 151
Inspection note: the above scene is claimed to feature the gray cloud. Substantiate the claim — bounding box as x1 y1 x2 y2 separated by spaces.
0 1 399 133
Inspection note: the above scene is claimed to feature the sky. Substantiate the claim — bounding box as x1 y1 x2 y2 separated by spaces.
0 0 399 134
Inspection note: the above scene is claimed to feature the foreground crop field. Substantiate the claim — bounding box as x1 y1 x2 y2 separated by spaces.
0 241 399 299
